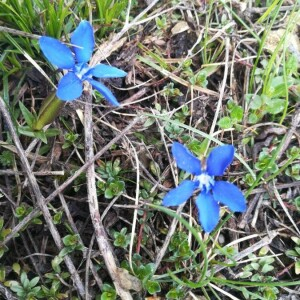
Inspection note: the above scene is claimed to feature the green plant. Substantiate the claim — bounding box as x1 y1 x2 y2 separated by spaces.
9 272 42 300
254 147 279 174
237 253 279 300
51 234 83 273
113 227 131 248
15 204 42 224
96 159 126 199
218 99 244 129
62 132 84 150
166 231 193 265
18 100 60 143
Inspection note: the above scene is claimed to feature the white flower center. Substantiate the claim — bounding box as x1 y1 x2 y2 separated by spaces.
194 173 214 192
74 63 90 80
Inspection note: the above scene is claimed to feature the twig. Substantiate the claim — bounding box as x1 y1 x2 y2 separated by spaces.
0 170 64 176
0 26 40 39
0 96 86 298
84 95 134 299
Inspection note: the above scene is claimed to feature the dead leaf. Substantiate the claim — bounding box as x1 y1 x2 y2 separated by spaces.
116 268 142 292
171 21 190 35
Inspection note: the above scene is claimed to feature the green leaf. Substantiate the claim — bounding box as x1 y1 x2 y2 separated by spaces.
63 234 79 246
239 271 252 279
34 130 48 144
261 264 274 273
145 280 161 294
149 161 161 177
101 284 117 300
10 282 24 294
51 256 63 273
250 262 260 270
29 276 39 288
12 263 21 275
265 98 285 114
20 272 29 288
291 236 300 246
286 249 298 257
218 116 232 129
166 287 185 299
295 261 300 275
101 291 117 300
266 76 294 98
0 218 3 231
230 105 243 122
249 95 262 110
0 266 6 282
19 101 36 127
248 112 259 124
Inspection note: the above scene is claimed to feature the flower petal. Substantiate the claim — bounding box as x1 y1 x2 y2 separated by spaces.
87 79 120 106
39 36 75 69
195 191 220 233
172 142 202 175
56 73 83 101
86 64 127 78
71 20 94 64
206 145 234 176
162 180 197 206
213 181 246 212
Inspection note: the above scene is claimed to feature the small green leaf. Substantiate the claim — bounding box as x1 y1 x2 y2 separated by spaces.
51 256 63 273
261 264 274 273
230 105 243 122
34 130 48 144
101 291 117 300
286 249 298 257
29 276 39 288
249 95 262 110
218 116 232 129
20 272 29 288
149 161 161 177
265 98 285 114
145 280 161 294
239 271 252 279
248 112 259 124
12 263 21 275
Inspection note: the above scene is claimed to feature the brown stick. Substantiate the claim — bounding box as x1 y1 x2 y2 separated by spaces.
84 95 134 299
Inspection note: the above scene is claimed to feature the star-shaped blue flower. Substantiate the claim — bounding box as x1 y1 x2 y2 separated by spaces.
163 142 246 233
39 20 127 105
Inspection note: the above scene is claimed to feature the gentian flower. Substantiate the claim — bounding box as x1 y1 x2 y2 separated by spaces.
163 142 246 233
39 20 127 105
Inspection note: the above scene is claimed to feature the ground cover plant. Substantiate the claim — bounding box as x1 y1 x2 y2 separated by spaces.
0 0 299 299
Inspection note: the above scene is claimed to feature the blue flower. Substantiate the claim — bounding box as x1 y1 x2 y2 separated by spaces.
163 142 246 233
39 20 127 105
